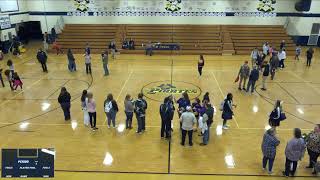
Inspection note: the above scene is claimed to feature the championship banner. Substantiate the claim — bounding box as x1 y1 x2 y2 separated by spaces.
0 15 11 30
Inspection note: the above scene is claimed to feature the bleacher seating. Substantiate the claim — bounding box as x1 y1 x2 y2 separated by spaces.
57 24 295 56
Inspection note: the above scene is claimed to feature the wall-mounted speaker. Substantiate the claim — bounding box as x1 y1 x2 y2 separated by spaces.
295 0 312 12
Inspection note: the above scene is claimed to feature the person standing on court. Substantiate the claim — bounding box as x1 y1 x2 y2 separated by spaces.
222 93 236 129
238 61 250 91
200 103 214 146
261 61 270 91
176 92 191 118
295 45 301 61
58 87 71 121
160 97 171 139
167 95 175 132
145 41 153 56
7 60 14 73
101 51 109 76
84 52 91 74
269 52 279 80
104 93 119 128
124 94 134 129
180 106 196 146
43 32 49 52
81 90 89 126
305 124 320 170
108 40 117 59
261 128 280 174
246 65 259 94
262 42 269 60
306 47 314 67
269 100 285 129
36 48 48 72
4 70 13 90
278 49 286 69
134 93 148 134
283 128 306 177
198 55 205 76
67 49 76 72
251 47 259 67
85 42 90 55
87 92 98 131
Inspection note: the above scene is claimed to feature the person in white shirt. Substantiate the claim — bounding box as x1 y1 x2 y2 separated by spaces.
278 49 286 69
262 42 269 60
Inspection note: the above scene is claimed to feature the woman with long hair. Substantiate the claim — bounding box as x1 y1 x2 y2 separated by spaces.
86 92 98 131
81 90 89 126
104 93 119 128
269 100 284 129
198 55 205 76
222 93 236 129
58 87 71 121
124 94 134 129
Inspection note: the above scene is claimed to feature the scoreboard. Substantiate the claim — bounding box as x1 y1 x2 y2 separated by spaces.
2 149 54 178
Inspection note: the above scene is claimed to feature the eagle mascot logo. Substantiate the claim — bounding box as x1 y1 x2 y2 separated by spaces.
165 0 182 12
73 0 90 12
257 0 276 12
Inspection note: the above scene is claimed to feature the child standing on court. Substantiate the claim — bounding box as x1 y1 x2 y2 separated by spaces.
84 53 92 74
13 72 23 90
295 45 301 61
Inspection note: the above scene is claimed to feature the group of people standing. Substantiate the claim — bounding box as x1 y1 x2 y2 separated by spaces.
0 59 23 91
261 125 320 176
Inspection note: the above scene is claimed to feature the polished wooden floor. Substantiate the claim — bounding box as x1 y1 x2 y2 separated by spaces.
0 42 319 180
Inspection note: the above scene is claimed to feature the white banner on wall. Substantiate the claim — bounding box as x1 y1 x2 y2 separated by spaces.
0 15 11 29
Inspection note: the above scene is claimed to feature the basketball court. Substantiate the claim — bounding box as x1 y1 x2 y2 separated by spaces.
0 42 319 179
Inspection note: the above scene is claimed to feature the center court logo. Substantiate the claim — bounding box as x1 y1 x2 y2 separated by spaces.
141 80 201 102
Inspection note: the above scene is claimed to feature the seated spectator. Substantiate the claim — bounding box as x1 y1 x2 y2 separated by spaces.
122 39 129 49
129 38 135 50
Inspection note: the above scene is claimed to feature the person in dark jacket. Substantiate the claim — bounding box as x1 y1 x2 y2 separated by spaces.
160 97 171 139
198 55 205 76
269 53 279 80
261 61 270 91
36 48 48 72
261 128 280 174
202 92 210 103
306 47 314 67
246 66 259 93
67 49 76 72
269 100 284 129
85 43 90 55
280 40 286 50
129 38 135 50
51 27 57 42
222 93 236 129
104 93 119 128
134 93 148 134
58 87 71 120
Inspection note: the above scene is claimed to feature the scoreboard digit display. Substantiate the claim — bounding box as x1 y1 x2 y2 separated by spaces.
2 149 55 178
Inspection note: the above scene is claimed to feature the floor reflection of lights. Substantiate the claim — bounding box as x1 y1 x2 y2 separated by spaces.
19 122 29 130
216 125 223 136
103 152 113 166
71 120 78 130
252 105 259 113
224 154 235 168
117 123 125 133
41 102 51 111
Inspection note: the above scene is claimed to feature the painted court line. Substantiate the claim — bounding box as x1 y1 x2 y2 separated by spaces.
0 73 50 107
103 70 134 125
211 71 240 129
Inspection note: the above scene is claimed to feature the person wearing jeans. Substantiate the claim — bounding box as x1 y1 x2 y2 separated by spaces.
238 61 250 91
86 92 98 131
104 94 119 128
306 47 314 67
58 87 71 121
124 94 134 129
261 128 280 174
180 106 196 146
261 61 270 91
283 128 306 177
246 66 259 93
134 93 147 134
84 53 91 74
306 124 320 170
